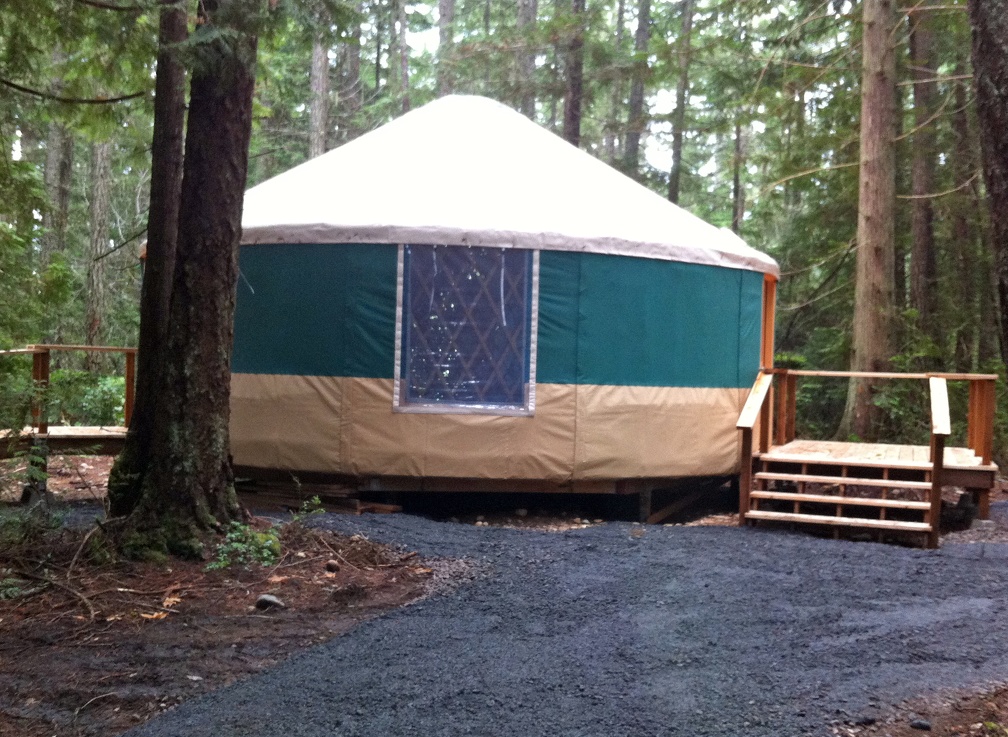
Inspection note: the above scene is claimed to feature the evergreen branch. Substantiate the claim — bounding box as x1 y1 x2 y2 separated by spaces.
76 0 182 10
894 86 954 142
896 73 972 87
758 161 858 197
0 78 145 105
896 172 981 200
94 226 147 261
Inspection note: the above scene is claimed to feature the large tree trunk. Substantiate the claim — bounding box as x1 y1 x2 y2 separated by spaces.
108 4 187 518
339 6 363 142
667 0 693 204
840 0 897 441
622 0 651 173
85 141 111 370
562 0 585 147
908 7 938 332
120 0 259 556
437 0 455 96
516 0 538 118
309 33 329 158
968 0 1008 366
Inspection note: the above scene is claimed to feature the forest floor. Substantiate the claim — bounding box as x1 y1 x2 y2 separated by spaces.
1 456 1007 736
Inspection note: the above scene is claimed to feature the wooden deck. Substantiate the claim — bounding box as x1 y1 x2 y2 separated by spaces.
1 426 127 458
758 439 997 485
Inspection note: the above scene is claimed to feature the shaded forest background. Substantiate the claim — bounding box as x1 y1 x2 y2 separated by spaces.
0 0 1004 459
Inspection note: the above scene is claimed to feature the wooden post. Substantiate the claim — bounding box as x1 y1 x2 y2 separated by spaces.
785 373 797 442
124 349 136 428
759 387 773 453
980 379 995 464
30 349 51 434
775 373 787 445
739 427 752 525
928 433 944 549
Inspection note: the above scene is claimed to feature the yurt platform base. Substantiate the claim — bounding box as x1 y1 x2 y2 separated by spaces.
1 426 127 458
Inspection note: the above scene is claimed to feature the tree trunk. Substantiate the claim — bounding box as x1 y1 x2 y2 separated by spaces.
41 124 74 268
840 0 897 441
437 0 455 96
85 142 111 369
516 0 538 118
668 0 694 204
108 4 187 519
309 33 329 158
120 0 259 556
908 8 937 332
340 6 363 142
732 120 747 233
562 0 585 147
968 0 1008 366
398 0 411 113
603 0 625 162
622 0 651 173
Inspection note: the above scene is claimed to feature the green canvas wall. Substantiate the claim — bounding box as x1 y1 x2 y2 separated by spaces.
232 243 764 389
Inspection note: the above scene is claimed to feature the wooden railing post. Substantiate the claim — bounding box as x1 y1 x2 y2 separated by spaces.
785 372 797 443
927 377 951 549
775 372 788 446
30 348 50 434
737 372 774 525
739 427 753 525
124 349 136 428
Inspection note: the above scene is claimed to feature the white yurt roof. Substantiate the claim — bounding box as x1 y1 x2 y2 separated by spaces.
241 95 779 277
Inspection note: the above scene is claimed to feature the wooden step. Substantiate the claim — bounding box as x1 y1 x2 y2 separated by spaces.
749 491 930 510
744 510 931 532
754 471 930 491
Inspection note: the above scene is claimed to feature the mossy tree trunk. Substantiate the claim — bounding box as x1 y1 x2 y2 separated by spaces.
108 4 187 518
119 0 260 557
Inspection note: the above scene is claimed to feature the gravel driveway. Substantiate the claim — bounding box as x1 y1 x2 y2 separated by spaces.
128 513 1008 737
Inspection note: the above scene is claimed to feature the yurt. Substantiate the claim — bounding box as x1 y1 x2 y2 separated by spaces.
230 95 779 492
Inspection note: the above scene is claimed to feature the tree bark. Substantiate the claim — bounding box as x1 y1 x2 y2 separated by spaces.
968 0 1008 366
120 0 259 556
309 33 329 158
668 0 693 204
516 0 538 118
437 0 455 96
41 124 74 268
108 3 187 519
840 0 897 441
85 141 111 369
339 5 363 142
622 0 651 173
562 0 585 147
908 8 937 331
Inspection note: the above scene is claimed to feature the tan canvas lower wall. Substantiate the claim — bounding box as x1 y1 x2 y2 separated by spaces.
230 374 747 481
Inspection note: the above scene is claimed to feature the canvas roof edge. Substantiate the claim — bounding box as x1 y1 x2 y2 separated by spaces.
240 95 780 278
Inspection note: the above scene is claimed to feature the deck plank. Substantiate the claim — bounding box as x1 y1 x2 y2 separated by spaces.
761 439 995 473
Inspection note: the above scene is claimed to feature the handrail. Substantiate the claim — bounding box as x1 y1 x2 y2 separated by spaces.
928 377 951 437
0 344 137 432
737 371 773 430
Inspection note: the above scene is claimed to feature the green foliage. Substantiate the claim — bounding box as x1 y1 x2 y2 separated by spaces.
292 494 325 522
206 521 281 570
0 506 64 548
47 370 125 426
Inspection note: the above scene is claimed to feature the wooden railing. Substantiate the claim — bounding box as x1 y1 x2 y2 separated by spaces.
767 368 998 464
0 344 137 433
737 368 998 540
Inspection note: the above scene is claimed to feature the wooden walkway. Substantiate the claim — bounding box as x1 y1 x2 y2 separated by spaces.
1 426 127 458
737 369 1000 548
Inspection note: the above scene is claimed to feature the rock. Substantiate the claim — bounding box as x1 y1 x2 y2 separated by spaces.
851 716 876 726
255 594 286 611
909 718 931 731
325 559 340 572
515 508 528 517
971 519 996 531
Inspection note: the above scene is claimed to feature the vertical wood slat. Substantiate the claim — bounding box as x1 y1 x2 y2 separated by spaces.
928 433 944 549
739 427 753 525
775 373 787 445
759 387 773 453
32 350 50 434
124 350 136 428
967 379 979 454
980 379 995 464
785 373 797 442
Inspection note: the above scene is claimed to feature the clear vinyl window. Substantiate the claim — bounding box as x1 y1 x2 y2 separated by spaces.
394 244 537 415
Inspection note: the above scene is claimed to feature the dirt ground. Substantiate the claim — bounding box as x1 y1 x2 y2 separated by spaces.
2 456 1008 736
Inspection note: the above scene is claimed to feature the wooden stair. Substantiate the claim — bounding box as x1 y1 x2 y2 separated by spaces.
743 452 940 543
736 370 1000 549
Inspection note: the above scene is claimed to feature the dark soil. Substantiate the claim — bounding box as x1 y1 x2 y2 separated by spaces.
0 510 445 737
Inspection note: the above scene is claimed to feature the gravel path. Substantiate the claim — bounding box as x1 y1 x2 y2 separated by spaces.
129 514 1008 737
